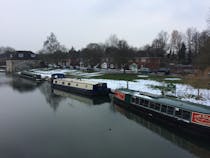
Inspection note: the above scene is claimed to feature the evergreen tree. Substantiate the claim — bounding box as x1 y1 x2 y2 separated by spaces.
178 43 186 64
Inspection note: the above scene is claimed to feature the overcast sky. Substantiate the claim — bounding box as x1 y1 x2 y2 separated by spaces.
0 0 210 52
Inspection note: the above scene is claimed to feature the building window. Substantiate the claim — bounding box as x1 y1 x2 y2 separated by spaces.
31 54 36 58
18 53 24 58
141 59 146 62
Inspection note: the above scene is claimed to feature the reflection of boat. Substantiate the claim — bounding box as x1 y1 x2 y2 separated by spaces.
51 74 110 96
19 71 43 82
113 104 210 158
52 89 110 105
10 77 42 92
113 89 210 138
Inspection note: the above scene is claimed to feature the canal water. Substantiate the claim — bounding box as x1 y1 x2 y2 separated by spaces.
0 73 210 158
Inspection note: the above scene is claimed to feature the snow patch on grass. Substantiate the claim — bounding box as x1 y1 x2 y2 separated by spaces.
164 78 182 81
87 78 210 106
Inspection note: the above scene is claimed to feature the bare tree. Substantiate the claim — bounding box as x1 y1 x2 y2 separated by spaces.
105 34 119 48
191 31 200 55
170 30 183 55
41 32 67 54
207 8 210 33
0 46 15 54
157 31 169 49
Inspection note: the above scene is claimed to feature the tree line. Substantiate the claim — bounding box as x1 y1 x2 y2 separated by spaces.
37 27 210 70
0 19 210 70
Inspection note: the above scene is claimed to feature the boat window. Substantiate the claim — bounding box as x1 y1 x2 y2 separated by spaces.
150 102 155 109
55 81 57 84
62 82 65 85
161 105 167 113
135 98 139 104
175 109 182 118
139 99 144 105
144 100 149 107
167 106 174 115
154 103 161 111
131 97 135 103
68 83 71 86
182 110 191 120
76 84 78 86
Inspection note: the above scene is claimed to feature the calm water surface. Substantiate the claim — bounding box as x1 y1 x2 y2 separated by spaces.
0 73 210 158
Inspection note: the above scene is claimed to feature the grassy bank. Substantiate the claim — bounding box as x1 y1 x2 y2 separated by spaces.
92 73 183 83
91 73 210 89
92 73 139 81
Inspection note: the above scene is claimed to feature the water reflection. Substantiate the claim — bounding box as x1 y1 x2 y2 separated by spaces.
113 104 210 158
39 82 63 111
0 73 42 92
52 89 111 106
10 77 42 93
38 82 111 111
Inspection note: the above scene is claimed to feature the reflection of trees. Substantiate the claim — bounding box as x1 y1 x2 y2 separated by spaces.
113 104 210 158
39 82 64 111
9 77 40 93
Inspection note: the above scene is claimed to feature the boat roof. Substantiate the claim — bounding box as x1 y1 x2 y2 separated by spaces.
54 78 105 86
117 89 210 114
21 71 39 76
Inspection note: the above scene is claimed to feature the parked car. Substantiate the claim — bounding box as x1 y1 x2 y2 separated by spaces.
138 67 151 74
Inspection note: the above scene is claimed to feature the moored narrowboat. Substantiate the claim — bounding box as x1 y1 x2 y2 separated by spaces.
113 88 210 137
51 74 110 96
19 71 43 82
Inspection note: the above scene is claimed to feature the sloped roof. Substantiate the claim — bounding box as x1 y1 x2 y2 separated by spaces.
0 51 37 60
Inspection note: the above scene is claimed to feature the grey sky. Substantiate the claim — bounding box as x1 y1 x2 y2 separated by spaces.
0 0 210 52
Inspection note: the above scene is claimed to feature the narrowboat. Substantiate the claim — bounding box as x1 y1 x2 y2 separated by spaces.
113 104 210 156
113 88 210 137
19 71 43 82
51 74 110 96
